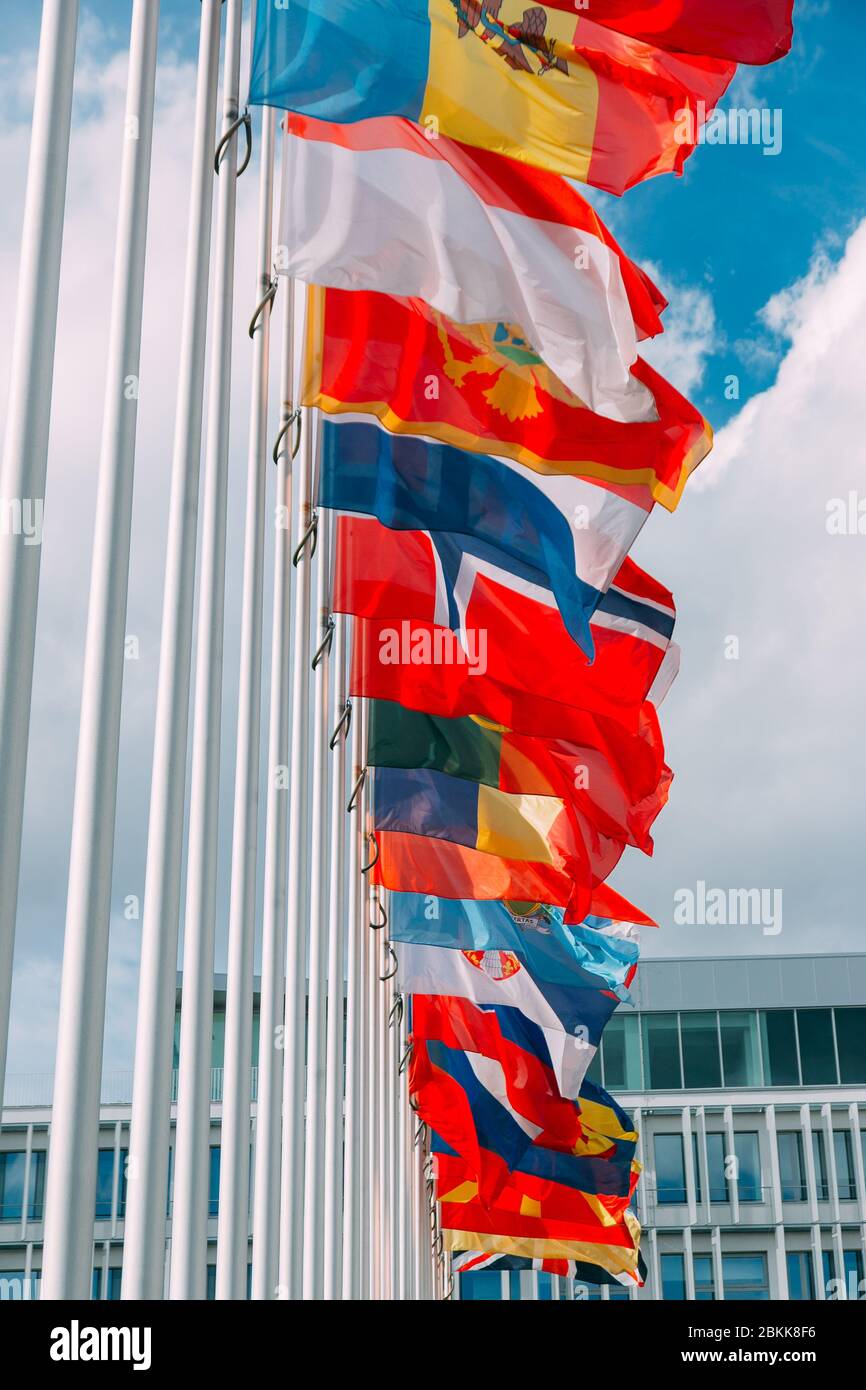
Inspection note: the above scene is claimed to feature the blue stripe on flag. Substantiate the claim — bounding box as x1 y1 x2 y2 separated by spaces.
319 419 601 656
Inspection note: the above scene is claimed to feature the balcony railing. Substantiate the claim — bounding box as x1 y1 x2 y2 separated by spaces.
3 1068 259 1109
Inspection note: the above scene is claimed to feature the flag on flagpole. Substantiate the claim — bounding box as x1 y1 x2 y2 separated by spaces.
342 522 676 731
303 288 712 511
279 114 666 421
324 423 655 659
541 0 795 65
366 697 672 854
249 0 735 192
391 892 646 994
452 1247 647 1286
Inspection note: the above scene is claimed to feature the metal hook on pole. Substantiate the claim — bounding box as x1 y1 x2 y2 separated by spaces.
379 943 398 982
311 615 335 672
248 273 278 339
272 407 302 466
346 765 366 813
397 1040 412 1074
329 698 351 750
291 509 318 567
369 892 387 931
413 1118 425 1145
214 105 252 176
361 832 379 875
444 1273 455 1300
388 992 404 1028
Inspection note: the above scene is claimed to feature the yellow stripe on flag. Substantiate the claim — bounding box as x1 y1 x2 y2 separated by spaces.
475 785 563 862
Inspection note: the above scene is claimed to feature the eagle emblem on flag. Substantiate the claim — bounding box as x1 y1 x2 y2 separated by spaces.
462 949 522 980
434 317 581 422
452 2 569 77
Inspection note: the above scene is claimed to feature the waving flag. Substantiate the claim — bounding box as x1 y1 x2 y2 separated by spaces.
541 1 794 64
391 891 647 993
434 1144 639 1226
304 288 712 511
411 993 638 1155
342 521 676 731
397 941 618 1097
441 1194 641 1271
411 1036 634 1199
249 1 734 192
453 1248 647 1286
280 116 665 422
366 698 672 854
324 421 654 658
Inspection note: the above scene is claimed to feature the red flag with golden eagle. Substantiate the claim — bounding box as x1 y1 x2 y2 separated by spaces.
302 287 712 512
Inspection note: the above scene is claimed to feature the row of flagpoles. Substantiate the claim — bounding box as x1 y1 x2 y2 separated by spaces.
0 0 439 1300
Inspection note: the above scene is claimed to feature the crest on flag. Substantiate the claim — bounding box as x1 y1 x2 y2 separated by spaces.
453 2 569 77
462 949 522 980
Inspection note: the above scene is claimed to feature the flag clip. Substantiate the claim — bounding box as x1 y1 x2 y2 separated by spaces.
312 615 335 671
248 274 278 339
292 510 318 567
369 892 387 932
272 408 302 466
329 698 351 749
379 942 399 982
346 766 367 813
214 106 252 178
361 832 379 875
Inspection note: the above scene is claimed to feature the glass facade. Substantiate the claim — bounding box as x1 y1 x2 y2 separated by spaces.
595 1007 866 1092
786 1252 814 1300
722 1253 769 1301
660 1253 685 1300
0 1151 45 1223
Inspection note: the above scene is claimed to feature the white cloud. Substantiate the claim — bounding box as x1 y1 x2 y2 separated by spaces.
618 218 866 958
639 262 719 399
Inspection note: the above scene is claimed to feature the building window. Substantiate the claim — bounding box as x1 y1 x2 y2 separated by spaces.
760 1010 799 1085
1 1269 39 1300
206 1264 216 1300
734 1132 762 1203
693 1254 715 1300
833 1130 856 1200
92 1266 123 1301
843 1249 864 1301
681 1013 722 1088
654 1134 687 1204
643 1013 682 1090
95 1149 115 1220
600 1011 642 1090
460 1272 503 1301
720 1011 762 1086
208 1145 221 1217
660 1253 685 1300
797 1010 837 1085
722 1253 769 1301
777 1132 807 1201
812 1130 829 1200
28 1150 46 1221
822 1250 835 1298
786 1251 815 1300
0 1153 26 1222
706 1132 731 1202
691 1132 702 1204
834 1008 866 1084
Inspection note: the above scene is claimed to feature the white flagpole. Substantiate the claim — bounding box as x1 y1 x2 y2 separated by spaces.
169 0 244 1302
122 0 222 1301
0 0 79 1111
301 499 332 1299
251 272 296 1301
216 102 277 1301
384 946 397 1301
323 611 348 1299
278 335 315 1302
367 873 383 1297
40 0 159 1302
341 670 364 1299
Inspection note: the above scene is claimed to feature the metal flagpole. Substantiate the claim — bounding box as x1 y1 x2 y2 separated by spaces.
367 872 382 1296
251 269 296 1301
384 941 397 1301
216 103 277 1301
323 612 348 1299
277 304 315 1301
341 668 364 1299
39 0 159 1301
122 0 222 1301
396 992 409 1300
0 0 79 1111
169 0 244 1302
40 0 159 1302
301 500 332 1300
